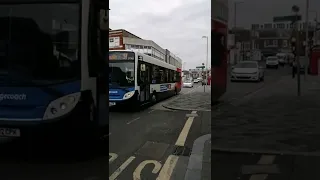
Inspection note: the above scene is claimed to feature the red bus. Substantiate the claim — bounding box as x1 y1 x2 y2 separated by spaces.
212 0 228 103
175 68 182 93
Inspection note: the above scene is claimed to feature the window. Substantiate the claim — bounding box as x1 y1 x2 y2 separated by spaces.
273 40 278 46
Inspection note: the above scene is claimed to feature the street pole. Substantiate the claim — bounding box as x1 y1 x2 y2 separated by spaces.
305 0 309 80
206 36 208 86
296 13 301 96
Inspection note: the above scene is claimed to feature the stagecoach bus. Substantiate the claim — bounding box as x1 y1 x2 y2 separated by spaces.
109 50 181 108
0 0 109 142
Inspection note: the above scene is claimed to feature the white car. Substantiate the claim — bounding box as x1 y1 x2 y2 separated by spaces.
276 53 287 65
193 79 199 83
183 80 194 88
266 56 279 68
230 61 264 82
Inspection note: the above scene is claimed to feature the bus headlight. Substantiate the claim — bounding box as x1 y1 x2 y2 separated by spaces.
43 92 81 120
123 91 135 100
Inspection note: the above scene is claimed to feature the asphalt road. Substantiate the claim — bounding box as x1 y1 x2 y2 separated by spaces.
211 65 320 180
0 84 208 180
108 84 210 180
221 65 291 103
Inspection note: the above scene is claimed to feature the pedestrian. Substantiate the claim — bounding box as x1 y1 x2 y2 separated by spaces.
292 59 297 78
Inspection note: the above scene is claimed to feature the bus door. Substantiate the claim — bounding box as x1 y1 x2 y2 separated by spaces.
139 62 151 102
87 0 108 135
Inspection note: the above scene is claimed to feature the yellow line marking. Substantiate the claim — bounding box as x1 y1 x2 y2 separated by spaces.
109 156 135 180
156 155 179 180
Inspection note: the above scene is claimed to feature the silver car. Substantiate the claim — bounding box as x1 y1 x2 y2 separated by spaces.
183 80 194 88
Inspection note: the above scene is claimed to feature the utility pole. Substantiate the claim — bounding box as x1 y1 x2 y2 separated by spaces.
304 0 309 80
293 5 301 96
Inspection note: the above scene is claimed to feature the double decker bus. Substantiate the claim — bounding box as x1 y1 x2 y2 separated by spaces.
212 0 228 103
0 0 109 142
109 50 181 109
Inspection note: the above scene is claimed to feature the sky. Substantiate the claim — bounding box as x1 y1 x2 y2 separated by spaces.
228 0 320 29
110 0 211 70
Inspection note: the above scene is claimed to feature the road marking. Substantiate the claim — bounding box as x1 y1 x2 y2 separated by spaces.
133 160 162 180
127 117 140 125
109 156 136 180
175 111 196 146
148 109 155 113
109 153 118 164
156 155 179 180
249 155 276 180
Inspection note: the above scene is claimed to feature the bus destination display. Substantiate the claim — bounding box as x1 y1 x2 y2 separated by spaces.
109 52 134 60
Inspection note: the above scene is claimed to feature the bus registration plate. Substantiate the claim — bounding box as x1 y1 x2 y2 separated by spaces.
109 102 116 106
0 128 21 137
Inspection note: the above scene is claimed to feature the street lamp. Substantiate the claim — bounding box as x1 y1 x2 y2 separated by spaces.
202 36 208 85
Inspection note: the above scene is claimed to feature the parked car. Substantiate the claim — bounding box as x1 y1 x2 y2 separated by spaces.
276 53 287 66
266 56 279 68
183 80 194 88
230 61 264 82
193 78 200 83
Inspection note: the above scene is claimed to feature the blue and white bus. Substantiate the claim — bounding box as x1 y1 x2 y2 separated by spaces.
109 50 181 109
0 0 109 142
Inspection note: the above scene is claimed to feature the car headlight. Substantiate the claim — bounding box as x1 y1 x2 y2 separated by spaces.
123 91 135 100
43 92 81 120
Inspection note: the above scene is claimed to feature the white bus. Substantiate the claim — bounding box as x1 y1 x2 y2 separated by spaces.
109 50 182 109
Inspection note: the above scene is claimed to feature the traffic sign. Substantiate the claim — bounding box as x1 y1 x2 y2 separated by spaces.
273 15 301 22
196 66 205 69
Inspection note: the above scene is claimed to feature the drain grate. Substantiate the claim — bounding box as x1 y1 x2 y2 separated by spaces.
172 146 192 156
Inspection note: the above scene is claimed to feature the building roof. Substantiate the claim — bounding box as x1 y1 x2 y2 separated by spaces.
109 29 142 39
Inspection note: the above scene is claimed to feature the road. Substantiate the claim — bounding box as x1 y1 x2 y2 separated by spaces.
212 65 320 179
221 65 290 103
0 83 208 180
109 83 210 179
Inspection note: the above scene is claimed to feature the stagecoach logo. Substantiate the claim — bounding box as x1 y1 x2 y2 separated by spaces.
0 94 26 101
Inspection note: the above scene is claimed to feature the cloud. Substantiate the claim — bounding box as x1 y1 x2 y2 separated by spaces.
110 0 211 70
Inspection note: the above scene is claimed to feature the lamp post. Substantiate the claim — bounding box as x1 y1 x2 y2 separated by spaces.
202 36 209 86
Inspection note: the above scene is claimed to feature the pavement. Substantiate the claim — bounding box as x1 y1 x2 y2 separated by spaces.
162 84 211 111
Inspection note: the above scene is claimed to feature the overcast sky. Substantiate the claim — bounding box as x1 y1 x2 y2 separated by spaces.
229 0 320 28
110 0 211 70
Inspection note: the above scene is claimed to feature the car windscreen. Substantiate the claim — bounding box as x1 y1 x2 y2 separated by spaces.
0 3 80 86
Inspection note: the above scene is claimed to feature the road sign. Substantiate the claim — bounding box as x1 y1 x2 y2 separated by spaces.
196 66 205 69
273 15 301 22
